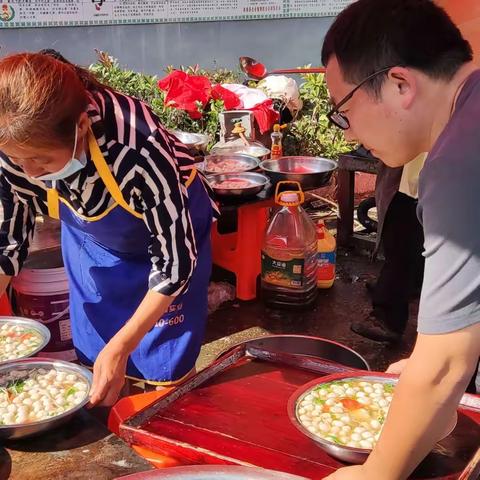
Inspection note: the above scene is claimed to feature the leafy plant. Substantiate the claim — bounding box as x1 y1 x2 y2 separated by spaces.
89 51 240 146
89 53 352 159
283 70 354 159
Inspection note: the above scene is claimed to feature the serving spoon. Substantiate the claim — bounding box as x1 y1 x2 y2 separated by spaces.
239 56 326 80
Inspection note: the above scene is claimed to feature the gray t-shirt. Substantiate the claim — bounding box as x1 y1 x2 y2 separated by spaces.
417 70 480 334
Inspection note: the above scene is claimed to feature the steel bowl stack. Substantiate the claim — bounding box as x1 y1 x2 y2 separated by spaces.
203 154 269 199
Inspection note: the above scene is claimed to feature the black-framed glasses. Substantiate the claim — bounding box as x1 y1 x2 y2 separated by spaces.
327 66 395 130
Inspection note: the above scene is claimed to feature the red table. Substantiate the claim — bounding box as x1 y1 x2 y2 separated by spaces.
117 345 480 479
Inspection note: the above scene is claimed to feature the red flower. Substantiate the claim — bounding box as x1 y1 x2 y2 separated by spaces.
158 70 212 119
211 84 241 110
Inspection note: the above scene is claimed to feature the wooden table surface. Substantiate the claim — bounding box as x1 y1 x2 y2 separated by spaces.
121 357 480 480
1 409 153 480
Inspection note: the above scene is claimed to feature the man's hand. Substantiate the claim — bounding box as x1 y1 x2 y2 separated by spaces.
324 465 371 480
89 341 129 407
386 357 409 374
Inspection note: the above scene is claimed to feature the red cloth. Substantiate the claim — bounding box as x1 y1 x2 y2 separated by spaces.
158 70 242 119
248 99 279 134
158 70 211 119
158 71 275 131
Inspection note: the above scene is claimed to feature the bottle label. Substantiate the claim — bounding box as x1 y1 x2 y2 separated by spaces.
317 251 336 281
271 145 282 159
261 251 304 288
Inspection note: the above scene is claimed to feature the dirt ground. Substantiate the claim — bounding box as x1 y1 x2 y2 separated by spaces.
199 248 419 372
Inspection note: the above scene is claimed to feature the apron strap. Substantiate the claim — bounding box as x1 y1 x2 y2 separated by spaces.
47 188 60 220
88 131 143 219
185 168 197 188
46 129 198 221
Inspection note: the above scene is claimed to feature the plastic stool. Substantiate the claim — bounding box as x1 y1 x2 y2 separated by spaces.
109 389 183 469
211 198 273 301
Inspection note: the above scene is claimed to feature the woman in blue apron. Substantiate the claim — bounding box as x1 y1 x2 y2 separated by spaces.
0 52 217 406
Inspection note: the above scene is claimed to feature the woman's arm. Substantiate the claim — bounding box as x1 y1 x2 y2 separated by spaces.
89 289 174 406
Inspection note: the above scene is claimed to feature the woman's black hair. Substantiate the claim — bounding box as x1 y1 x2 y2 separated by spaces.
38 48 107 91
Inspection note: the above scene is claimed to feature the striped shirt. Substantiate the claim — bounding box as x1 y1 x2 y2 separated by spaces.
0 88 218 297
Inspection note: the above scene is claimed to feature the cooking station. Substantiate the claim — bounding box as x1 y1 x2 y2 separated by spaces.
117 337 480 480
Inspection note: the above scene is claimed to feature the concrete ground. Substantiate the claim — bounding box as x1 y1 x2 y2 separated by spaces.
199 248 419 372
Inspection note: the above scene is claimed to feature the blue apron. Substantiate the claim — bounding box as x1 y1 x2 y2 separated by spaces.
47 131 212 384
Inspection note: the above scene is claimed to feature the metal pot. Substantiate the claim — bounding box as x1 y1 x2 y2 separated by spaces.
211 143 270 160
206 172 269 198
202 154 259 175
260 156 337 190
217 335 370 371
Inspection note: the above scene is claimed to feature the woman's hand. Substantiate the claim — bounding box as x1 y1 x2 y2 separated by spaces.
89 341 129 407
323 465 371 479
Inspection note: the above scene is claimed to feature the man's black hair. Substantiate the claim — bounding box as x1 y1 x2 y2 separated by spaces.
322 0 473 95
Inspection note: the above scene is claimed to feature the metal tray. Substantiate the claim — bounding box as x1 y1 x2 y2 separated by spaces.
0 316 51 363
288 373 459 464
0 358 92 441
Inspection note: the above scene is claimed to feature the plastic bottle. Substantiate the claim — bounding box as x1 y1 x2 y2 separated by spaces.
270 124 283 159
261 182 318 308
316 220 336 289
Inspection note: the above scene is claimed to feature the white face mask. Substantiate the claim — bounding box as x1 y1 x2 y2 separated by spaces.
37 125 87 182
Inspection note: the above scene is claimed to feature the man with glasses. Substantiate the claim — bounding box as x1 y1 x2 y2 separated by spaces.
322 0 480 479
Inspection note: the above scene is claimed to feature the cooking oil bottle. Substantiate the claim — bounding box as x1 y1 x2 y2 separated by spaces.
261 182 318 308
316 220 336 289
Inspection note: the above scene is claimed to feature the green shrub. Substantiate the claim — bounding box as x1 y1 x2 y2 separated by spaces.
89 53 352 158
283 70 354 159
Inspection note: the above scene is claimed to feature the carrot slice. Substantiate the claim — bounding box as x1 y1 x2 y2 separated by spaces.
339 398 363 410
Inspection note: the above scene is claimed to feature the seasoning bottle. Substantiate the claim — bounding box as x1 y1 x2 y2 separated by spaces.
270 124 283 159
316 220 336 289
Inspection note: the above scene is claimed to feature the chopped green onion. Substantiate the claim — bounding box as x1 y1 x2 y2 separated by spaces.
7 379 25 394
383 384 395 394
65 387 77 398
326 435 343 445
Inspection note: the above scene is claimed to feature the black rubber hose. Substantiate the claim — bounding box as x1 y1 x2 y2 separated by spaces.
357 196 378 233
